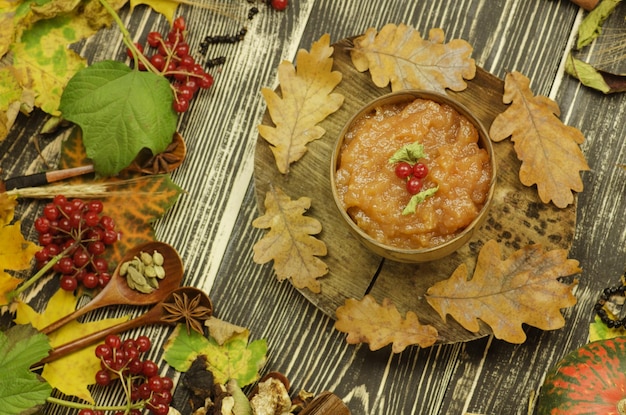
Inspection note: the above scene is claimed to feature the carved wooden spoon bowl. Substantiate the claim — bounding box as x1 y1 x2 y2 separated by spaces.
36 286 213 366
40 241 184 335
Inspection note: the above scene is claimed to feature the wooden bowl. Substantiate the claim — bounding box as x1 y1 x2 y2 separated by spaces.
330 90 497 263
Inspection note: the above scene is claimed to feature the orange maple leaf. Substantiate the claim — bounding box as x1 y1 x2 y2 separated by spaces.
14 289 128 403
489 71 590 208
335 295 438 353
258 33 344 174
351 24 476 93
58 128 184 262
252 185 327 293
425 239 580 344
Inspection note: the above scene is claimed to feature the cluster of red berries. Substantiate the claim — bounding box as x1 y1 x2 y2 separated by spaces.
394 161 430 194
76 334 174 415
33 195 120 292
129 16 213 113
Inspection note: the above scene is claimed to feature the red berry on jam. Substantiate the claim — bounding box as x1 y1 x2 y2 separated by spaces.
394 162 413 179
406 177 423 195
413 162 428 179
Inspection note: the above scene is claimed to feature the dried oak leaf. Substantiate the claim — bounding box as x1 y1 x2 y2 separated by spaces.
489 71 590 208
425 239 580 344
252 185 327 293
335 295 438 353
258 33 344 174
351 24 476 94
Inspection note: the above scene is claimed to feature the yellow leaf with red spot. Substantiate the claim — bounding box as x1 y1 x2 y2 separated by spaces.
14 290 128 403
0 194 39 305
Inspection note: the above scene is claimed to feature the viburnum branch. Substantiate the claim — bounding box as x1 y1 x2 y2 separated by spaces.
6 241 79 302
97 0 156 73
45 396 137 412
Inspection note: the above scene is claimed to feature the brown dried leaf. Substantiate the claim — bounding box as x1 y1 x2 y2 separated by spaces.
351 24 476 93
489 71 590 208
425 239 580 344
258 33 344 174
252 185 327 293
335 295 438 353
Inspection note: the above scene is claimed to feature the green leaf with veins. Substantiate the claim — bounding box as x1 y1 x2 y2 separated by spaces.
403 186 439 215
388 141 426 165
164 324 267 387
59 60 177 177
0 324 53 415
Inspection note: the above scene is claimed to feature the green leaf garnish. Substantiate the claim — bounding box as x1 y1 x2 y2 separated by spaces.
402 186 439 215
59 60 178 177
388 141 426 165
0 325 53 415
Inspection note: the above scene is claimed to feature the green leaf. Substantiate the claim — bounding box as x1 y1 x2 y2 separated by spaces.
576 0 621 49
402 186 439 215
388 141 426 165
59 60 177 177
164 324 268 387
589 314 626 342
565 54 611 93
0 325 53 415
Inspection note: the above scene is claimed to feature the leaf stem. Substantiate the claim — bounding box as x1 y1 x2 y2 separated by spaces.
97 0 157 73
46 396 131 412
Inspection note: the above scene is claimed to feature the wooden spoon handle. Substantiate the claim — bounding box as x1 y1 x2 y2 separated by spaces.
39 299 103 335
36 306 165 367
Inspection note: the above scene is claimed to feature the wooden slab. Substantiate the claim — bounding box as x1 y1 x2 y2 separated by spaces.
253 37 576 344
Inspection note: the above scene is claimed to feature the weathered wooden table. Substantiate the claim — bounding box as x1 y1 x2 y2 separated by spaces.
3 1 625 414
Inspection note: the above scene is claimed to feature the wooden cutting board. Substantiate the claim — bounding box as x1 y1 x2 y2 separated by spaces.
253 37 576 344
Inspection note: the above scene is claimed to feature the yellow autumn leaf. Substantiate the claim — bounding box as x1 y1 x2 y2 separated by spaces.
130 0 178 23
335 295 438 352
0 194 39 304
15 290 128 403
252 185 328 293
11 11 97 116
258 33 344 174
0 193 17 226
351 24 476 94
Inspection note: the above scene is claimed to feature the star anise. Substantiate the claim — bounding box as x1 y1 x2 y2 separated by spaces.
129 132 186 175
162 289 213 335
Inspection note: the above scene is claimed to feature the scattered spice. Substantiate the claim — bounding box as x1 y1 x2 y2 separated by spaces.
162 290 213 335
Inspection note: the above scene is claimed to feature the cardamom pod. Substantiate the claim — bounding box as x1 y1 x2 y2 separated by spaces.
121 249 167 294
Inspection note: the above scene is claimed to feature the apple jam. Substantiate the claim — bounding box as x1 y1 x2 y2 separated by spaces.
335 98 492 250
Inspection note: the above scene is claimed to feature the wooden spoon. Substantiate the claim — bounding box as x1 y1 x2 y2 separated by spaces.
40 241 184 335
36 286 212 366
